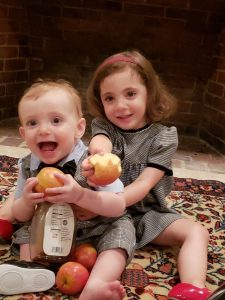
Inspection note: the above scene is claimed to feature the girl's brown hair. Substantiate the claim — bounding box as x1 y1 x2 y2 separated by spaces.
87 50 177 122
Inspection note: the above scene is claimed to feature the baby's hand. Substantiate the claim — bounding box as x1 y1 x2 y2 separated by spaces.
23 177 45 206
44 173 83 204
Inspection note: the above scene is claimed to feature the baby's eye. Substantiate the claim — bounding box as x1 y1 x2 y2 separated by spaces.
52 117 61 124
26 120 37 127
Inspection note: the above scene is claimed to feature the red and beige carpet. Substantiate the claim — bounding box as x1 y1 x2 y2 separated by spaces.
0 152 224 299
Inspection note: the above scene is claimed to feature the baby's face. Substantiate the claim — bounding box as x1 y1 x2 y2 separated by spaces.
19 88 85 164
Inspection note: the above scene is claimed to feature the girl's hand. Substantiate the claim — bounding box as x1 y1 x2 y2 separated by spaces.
89 134 112 154
81 157 98 187
22 177 45 206
44 173 84 204
81 156 94 177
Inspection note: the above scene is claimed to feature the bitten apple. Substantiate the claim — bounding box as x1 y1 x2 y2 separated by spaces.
56 261 89 295
70 243 97 271
34 167 64 193
89 153 121 185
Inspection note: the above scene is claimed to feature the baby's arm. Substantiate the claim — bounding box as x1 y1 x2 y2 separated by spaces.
12 177 45 222
73 187 125 217
44 173 125 217
89 134 112 155
124 167 165 207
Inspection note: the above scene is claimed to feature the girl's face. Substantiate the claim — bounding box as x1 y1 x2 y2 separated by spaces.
100 68 148 130
19 89 85 164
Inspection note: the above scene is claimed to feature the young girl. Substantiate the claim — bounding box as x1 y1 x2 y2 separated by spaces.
83 50 211 300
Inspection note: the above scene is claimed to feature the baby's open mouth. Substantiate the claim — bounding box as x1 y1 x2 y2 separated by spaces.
38 141 58 151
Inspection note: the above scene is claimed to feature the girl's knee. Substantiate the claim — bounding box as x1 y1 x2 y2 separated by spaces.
191 222 209 242
201 225 210 242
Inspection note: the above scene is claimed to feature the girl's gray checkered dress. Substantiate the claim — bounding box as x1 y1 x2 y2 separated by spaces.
92 118 184 249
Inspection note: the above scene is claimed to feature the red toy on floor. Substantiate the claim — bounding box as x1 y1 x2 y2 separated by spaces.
168 283 211 300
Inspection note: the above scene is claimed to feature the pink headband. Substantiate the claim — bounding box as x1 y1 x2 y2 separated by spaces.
98 55 136 69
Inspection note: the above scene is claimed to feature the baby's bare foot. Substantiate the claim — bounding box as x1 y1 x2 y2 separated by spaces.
79 280 125 300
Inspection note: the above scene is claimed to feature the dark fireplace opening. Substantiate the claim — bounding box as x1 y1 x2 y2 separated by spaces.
0 1 225 153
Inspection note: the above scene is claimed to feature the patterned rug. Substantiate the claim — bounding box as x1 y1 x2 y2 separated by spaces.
0 154 224 300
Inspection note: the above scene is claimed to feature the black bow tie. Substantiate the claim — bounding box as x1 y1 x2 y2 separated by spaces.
38 159 77 177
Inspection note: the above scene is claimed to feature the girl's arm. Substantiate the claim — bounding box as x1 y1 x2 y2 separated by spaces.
89 134 112 154
124 167 165 207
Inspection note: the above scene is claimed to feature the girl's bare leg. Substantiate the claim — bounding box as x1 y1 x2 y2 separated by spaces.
79 248 126 300
152 218 209 288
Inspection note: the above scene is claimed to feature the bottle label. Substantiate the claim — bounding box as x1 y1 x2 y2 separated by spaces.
43 203 74 257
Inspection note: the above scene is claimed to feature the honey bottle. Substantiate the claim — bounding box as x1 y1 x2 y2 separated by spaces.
30 202 76 264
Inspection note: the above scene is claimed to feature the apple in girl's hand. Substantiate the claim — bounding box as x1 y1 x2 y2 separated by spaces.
70 243 97 271
89 153 121 185
34 167 64 193
56 261 89 295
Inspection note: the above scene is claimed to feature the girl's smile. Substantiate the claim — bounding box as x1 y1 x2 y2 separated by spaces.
100 68 148 130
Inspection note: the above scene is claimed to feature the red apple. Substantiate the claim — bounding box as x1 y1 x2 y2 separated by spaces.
89 153 121 185
34 167 64 193
56 261 89 295
70 243 97 271
0 219 13 242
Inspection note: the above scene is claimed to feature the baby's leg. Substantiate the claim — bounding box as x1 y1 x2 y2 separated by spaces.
0 194 15 222
20 243 32 261
79 248 126 300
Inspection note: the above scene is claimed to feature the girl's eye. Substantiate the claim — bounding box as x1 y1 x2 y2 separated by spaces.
103 95 114 102
127 90 136 98
26 120 37 127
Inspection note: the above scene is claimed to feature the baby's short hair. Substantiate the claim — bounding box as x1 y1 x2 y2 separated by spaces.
18 78 83 119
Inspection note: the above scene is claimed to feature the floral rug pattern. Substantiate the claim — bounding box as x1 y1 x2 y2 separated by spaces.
0 155 224 299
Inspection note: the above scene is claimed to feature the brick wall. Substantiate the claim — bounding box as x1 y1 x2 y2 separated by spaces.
0 0 225 153
0 1 29 119
201 24 225 153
